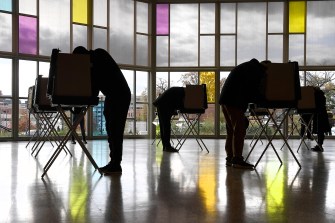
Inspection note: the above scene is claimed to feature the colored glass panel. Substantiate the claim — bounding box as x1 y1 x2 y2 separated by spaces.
289 1 306 33
200 71 215 103
0 0 11 12
19 16 37 55
156 4 169 35
73 0 88 24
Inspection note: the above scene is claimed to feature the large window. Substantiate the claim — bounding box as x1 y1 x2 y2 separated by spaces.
1 1 335 140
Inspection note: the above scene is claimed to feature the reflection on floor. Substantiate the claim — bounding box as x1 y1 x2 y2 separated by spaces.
0 138 334 223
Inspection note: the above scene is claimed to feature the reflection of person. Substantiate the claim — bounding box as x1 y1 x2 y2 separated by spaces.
219 58 268 169
70 107 87 144
153 87 185 152
73 46 131 174
300 87 331 152
225 168 246 222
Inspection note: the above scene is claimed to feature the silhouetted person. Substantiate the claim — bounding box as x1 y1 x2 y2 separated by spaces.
219 58 268 169
153 87 185 152
73 46 131 174
300 87 331 152
70 107 87 144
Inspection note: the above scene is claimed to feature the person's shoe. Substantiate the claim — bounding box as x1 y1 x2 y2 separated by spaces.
311 145 323 152
99 162 122 174
232 157 254 170
163 146 179 153
226 157 233 167
71 140 76 144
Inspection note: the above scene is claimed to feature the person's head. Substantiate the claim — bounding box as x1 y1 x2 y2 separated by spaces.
260 60 271 70
73 46 90 54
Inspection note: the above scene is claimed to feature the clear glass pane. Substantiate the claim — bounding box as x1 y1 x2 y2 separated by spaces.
136 34 148 66
136 71 148 103
136 103 148 135
170 4 198 66
268 35 283 63
200 3 215 34
40 0 70 56
125 119 134 135
123 70 134 136
19 16 37 55
0 13 12 52
171 71 198 87
219 71 230 135
73 24 87 49
0 98 12 137
156 4 169 35
199 104 214 135
289 34 304 65
92 100 106 136
19 60 37 97
156 72 169 97
38 61 50 77
220 35 235 66
136 1 148 34
93 27 107 50
110 0 134 65
306 1 335 66
237 3 266 64
19 98 36 137
220 3 236 34
19 0 36 15
156 36 168 67
0 58 12 96
268 2 283 33
200 36 215 67
170 72 186 87
94 0 107 27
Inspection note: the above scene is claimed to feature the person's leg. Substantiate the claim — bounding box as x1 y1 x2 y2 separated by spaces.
222 105 253 169
80 119 87 143
157 107 172 148
71 114 76 144
156 107 177 152
221 105 233 160
99 95 130 173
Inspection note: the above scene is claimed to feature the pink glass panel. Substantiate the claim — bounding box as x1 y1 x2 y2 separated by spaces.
156 4 169 35
19 16 37 55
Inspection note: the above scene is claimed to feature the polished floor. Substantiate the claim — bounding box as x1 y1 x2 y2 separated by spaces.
0 137 335 223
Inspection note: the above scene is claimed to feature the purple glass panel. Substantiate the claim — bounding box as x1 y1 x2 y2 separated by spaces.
19 16 37 55
156 4 169 35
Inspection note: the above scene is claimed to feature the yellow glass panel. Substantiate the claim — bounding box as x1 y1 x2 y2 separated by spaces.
200 71 215 103
73 0 88 24
289 1 306 33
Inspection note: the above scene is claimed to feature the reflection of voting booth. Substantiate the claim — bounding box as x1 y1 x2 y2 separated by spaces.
246 62 302 168
41 51 99 178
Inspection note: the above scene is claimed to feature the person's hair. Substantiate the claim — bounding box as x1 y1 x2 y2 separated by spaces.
73 46 89 54
260 60 271 65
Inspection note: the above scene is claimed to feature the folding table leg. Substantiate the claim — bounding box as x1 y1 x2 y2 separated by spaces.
41 106 99 178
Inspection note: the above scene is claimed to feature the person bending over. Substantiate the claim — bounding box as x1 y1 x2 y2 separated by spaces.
153 87 185 152
73 46 131 174
219 58 269 169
